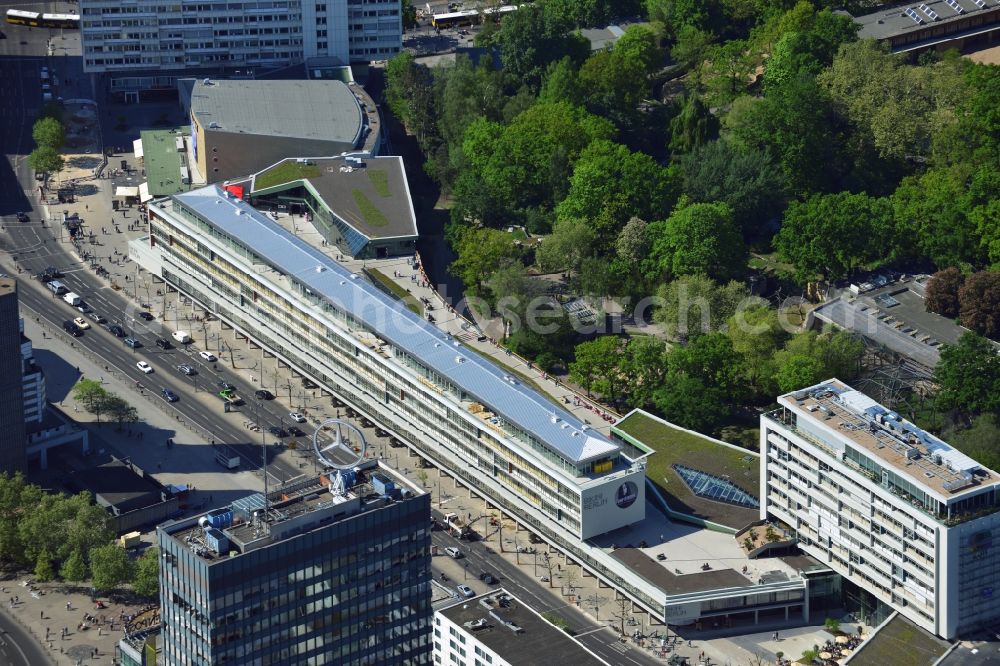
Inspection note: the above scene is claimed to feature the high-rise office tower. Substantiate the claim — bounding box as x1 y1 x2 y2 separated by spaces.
0 278 26 473
157 465 432 665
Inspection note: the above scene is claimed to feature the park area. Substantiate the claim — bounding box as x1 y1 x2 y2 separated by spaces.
614 410 760 531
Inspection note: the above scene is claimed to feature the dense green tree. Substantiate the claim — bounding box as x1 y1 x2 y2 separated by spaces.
35 549 55 582
652 275 747 340
937 62 1000 166
107 395 139 430
775 192 895 280
384 53 436 145
652 374 728 432
400 0 417 29
819 40 962 162
556 140 675 250
935 332 1000 415
570 336 624 401
959 271 1000 339
449 227 523 298
619 336 669 409
925 267 964 318
27 146 64 177
89 543 132 594
0 473 41 567
60 548 87 582
539 57 584 106
670 25 715 71
32 117 65 150
762 10 857 91
505 303 580 362
645 0 716 38
680 140 786 238
891 165 984 270
72 379 110 422
667 332 744 398
703 39 754 101
772 330 863 392
615 217 650 264
724 77 842 194
646 201 746 282
668 95 719 154
772 353 826 394
726 303 788 398
535 217 596 274
459 102 614 225
578 25 662 126
947 414 1000 474
133 547 161 598
496 4 589 87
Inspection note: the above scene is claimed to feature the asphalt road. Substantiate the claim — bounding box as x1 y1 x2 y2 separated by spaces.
0 610 50 666
429 525 667 666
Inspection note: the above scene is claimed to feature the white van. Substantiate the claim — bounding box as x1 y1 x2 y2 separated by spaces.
47 280 68 295
172 330 192 343
444 547 462 559
63 292 82 306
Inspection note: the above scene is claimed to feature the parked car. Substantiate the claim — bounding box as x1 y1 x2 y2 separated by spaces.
107 324 125 337
162 388 179 402
87 312 107 324
199 351 217 362
288 426 305 437
218 381 235 391
479 572 498 585
155 338 173 349
254 389 274 400
177 364 196 376
124 336 142 348
137 311 154 321
136 361 154 374
15 212 29 223
456 585 475 599
62 320 83 337
268 426 288 438
289 412 306 423
72 317 90 330
76 302 93 314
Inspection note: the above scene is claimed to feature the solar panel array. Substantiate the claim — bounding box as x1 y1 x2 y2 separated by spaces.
945 0 964 13
919 3 940 19
904 6 925 23
672 464 759 509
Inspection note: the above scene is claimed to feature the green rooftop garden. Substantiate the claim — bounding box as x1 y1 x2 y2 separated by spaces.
352 189 388 227
366 268 422 315
254 160 321 190
848 615 948 666
615 411 759 529
368 169 391 197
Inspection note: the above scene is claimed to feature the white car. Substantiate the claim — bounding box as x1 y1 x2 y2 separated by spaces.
199 351 217 362
72 317 91 330
136 361 154 374
456 584 475 599
289 412 306 423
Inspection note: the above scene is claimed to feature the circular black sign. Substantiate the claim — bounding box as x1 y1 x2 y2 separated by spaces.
616 481 638 509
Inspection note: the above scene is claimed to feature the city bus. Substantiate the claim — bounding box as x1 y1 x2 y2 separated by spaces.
431 9 479 29
5 9 80 29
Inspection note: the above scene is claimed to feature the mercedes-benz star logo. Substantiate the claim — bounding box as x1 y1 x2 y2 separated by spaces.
312 418 367 469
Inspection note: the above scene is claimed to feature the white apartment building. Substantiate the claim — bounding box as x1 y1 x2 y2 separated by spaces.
761 380 1000 639
80 0 400 77
434 590 609 666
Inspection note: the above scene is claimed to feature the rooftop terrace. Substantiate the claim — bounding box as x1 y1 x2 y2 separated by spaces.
162 465 423 564
775 380 1000 501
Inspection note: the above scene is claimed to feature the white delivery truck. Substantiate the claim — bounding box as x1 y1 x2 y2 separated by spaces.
215 451 240 469
63 292 81 306
172 330 192 343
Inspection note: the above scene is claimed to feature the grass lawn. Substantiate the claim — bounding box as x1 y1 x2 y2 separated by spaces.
849 615 948 666
615 411 760 529
254 161 321 190
366 269 423 315
352 189 389 228
368 169 391 197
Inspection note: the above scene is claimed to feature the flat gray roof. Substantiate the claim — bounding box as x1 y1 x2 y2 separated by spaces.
168 186 622 467
190 79 363 145
853 0 1000 41
439 590 607 665
250 156 418 241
